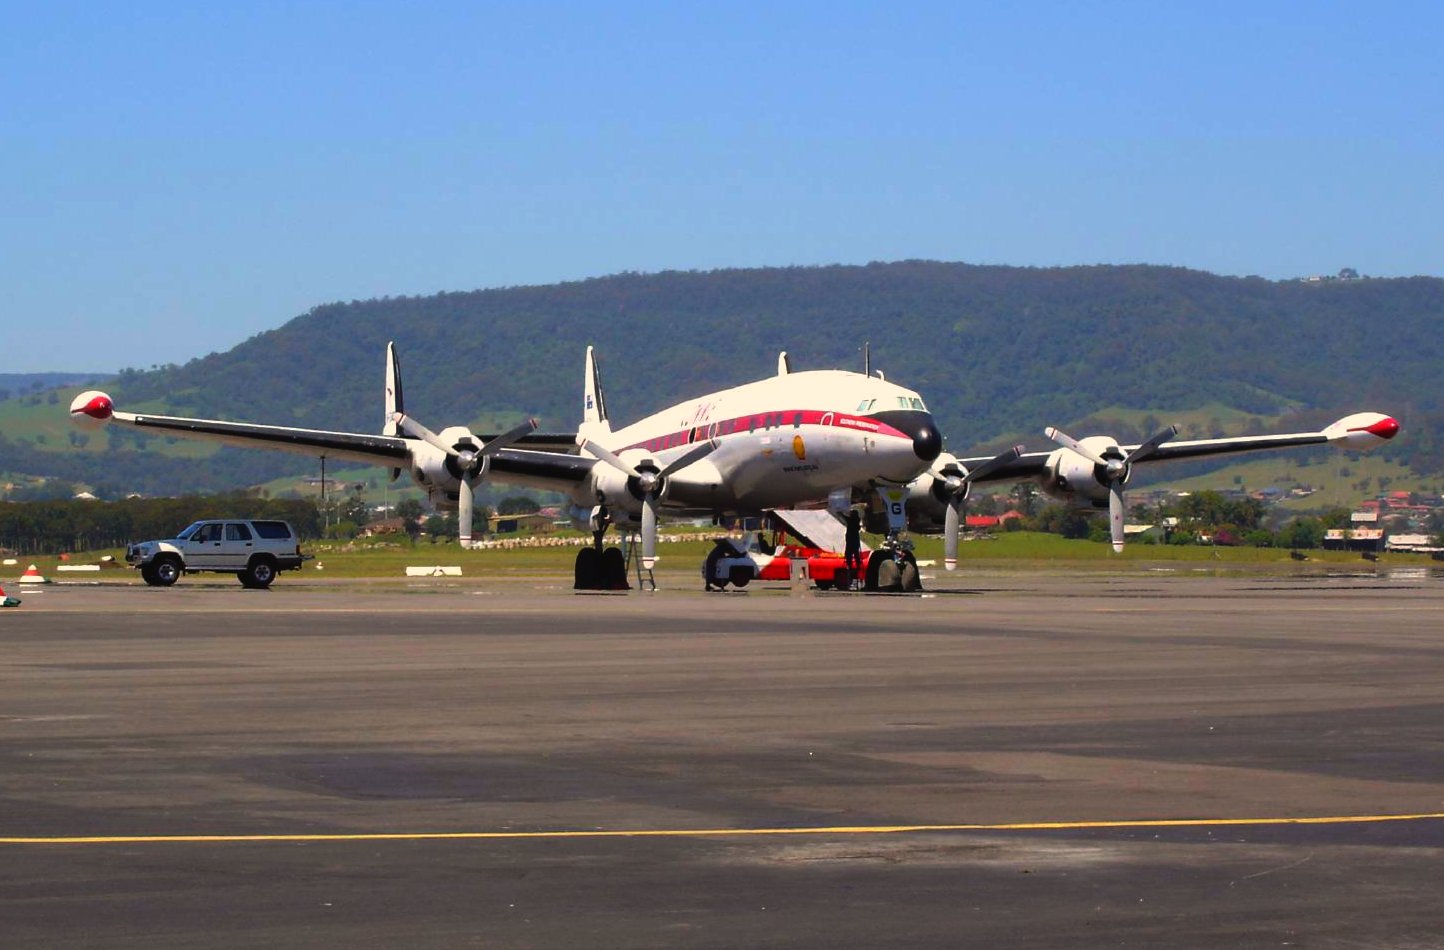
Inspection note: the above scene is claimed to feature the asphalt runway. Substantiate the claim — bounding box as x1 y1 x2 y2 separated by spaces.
3 569 1444 948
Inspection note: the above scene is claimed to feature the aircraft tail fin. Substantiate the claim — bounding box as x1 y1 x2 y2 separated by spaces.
579 345 612 440
383 341 404 436
383 342 404 481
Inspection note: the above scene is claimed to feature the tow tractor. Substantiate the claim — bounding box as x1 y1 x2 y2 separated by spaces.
701 509 921 592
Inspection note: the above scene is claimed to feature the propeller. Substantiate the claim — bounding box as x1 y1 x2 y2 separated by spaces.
582 438 719 568
394 413 539 546
1043 424 1178 552
931 445 1024 571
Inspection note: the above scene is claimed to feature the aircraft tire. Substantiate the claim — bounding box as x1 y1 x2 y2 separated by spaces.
574 547 602 590
899 559 921 592
600 546 629 590
863 552 892 592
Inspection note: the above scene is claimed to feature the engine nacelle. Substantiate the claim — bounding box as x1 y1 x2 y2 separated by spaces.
406 428 492 510
902 452 969 531
580 450 670 517
1040 437 1126 509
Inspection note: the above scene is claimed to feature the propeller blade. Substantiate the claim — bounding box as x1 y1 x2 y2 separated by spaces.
1044 426 1109 468
581 439 639 477
458 478 475 548
657 439 718 479
395 413 455 458
1125 425 1179 465
479 418 540 458
963 445 1024 484
1108 483 1126 553
641 496 658 569
944 496 961 571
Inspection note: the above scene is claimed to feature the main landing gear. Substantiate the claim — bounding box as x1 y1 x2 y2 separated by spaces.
573 505 630 591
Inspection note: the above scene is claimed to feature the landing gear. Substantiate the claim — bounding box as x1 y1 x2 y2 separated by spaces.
863 484 923 592
574 545 630 590
573 505 630 591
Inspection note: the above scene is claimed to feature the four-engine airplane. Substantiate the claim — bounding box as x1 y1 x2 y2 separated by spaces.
68 344 1400 590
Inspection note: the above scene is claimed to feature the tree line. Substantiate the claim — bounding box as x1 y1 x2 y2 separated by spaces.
0 494 322 556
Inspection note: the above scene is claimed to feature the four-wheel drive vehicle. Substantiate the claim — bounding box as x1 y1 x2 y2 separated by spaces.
126 519 306 588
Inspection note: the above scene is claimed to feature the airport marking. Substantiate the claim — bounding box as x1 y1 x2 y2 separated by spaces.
5 812 1444 846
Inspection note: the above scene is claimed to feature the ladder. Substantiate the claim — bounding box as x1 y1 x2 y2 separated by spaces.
622 532 657 591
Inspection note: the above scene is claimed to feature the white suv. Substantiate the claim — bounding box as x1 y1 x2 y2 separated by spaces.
126 519 307 588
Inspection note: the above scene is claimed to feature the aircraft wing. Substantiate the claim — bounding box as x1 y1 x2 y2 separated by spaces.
79 400 592 489
955 413 1400 485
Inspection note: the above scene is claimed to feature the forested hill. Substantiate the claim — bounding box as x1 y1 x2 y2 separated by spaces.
11 261 1444 493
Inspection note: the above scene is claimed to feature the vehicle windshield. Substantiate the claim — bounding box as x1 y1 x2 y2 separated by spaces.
176 522 205 540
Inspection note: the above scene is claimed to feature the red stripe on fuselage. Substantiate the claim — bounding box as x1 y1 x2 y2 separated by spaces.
617 410 908 454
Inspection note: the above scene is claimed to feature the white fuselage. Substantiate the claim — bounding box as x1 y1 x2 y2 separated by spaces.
574 369 937 515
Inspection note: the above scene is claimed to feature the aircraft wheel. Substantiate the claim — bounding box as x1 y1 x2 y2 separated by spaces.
899 559 921 592
875 557 902 592
863 552 893 592
574 547 602 590
600 546 629 590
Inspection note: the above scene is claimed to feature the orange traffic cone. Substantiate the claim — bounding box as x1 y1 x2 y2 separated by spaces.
19 563 50 585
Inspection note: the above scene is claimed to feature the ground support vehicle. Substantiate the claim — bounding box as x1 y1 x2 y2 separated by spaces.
702 529 920 592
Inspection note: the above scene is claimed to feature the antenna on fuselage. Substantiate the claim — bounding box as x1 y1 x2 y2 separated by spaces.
862 342 871 378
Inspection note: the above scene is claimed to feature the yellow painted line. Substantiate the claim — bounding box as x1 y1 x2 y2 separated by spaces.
5 812 1444 846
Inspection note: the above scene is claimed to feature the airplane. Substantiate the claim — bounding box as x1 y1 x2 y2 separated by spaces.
67 344 1400 590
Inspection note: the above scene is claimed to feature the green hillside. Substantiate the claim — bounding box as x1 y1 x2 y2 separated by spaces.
2 262 1441 497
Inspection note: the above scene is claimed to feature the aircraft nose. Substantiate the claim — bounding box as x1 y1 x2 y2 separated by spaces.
912 419 943 462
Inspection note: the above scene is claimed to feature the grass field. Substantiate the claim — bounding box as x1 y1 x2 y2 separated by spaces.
8 530 1433 587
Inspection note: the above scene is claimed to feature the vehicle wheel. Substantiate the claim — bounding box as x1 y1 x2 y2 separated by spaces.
574 547 602 590
899 559 921 592
703 546 728 591
728 565 752 588
601 546 629 590
239 558 277 589
813 579 833 591
140 563 163 586
151 557 182 587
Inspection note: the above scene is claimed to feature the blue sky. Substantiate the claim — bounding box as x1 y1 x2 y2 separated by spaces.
2 2 1440 373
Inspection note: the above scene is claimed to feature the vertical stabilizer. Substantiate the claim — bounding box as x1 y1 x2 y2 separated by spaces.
383 341 404 435
383 342 404 481
580 346 612 439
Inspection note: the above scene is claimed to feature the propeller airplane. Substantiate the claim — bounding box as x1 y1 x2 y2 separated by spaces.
68 344 1400 590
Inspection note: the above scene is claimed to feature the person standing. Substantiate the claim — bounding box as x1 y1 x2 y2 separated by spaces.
844 509 862 589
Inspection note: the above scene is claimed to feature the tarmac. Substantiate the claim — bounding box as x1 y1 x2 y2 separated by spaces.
2 567 1443 948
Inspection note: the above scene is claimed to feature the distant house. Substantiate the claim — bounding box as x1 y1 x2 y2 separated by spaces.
359 517 407 538
1323 528 1385 552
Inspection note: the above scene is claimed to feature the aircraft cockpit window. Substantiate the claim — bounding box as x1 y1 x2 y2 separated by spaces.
909 397 926 411
855 398 875 412
897 397 910 409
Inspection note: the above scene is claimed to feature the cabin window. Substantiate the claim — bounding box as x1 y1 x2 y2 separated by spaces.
792 412 803 428
748 417 757 434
